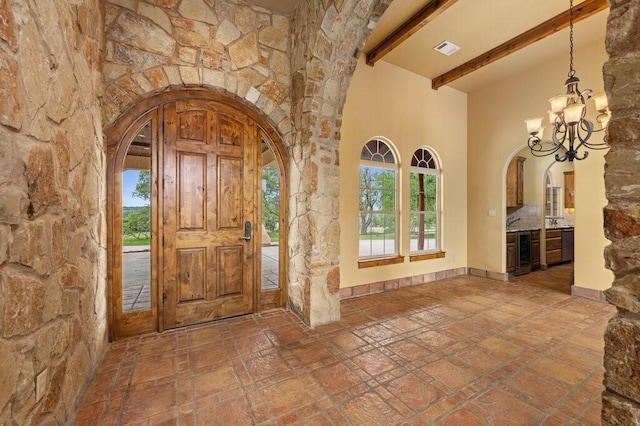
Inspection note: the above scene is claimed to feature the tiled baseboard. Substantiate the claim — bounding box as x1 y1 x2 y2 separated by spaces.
571 285 607 302
468 268 509 281
339 267 468 300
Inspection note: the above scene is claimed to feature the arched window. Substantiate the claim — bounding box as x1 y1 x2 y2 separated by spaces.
410 147 441 253
359 139 398 259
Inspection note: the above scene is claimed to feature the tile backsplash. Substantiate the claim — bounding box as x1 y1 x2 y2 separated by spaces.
506 203 575 230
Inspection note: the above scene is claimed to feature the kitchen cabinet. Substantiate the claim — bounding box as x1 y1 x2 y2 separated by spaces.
506 232 516 273
546 229 563 265
532 230 540 270
507 156 526 208
564 171 575 208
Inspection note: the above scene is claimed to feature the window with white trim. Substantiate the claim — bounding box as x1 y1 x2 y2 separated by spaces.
359 139 398 259
409 147 440 253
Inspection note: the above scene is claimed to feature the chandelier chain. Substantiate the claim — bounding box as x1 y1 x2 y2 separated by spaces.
568 0 575 78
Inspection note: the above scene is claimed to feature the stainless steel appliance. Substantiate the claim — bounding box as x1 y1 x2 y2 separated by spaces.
561 228 574 262
515 231 532 275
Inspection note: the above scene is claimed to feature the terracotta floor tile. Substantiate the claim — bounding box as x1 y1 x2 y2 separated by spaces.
232 333 274 359
358 324 398 342
312 362 364 395
290 341 333 365
453 346 505 375
120 381 177 423
438 408 486 426
528 357 590 388
188 343 229 371
267 325 309 346
192 365 241 402
385 339 430 362
130 356 177 385
76 264 615 425
414 330 455 351
196 397 254 425
474 388 544 424
478 336 525 357
384 372 440 410
422 360 476 391
328 332 368 352
260 378 317 417
383 316 422 332
341 391 404 426
352 349 398 377
244 352 290 382
503 369 569 409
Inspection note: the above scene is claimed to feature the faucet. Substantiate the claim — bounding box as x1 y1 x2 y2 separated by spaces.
549 218 558 227
507 217 521 228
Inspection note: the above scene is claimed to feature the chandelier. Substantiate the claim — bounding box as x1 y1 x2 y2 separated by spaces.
525 0 610 162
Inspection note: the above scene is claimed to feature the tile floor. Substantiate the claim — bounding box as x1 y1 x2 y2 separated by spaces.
75 264 614 425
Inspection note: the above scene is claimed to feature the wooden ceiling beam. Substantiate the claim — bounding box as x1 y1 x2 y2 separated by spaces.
366 0 459 66
431 0 608 90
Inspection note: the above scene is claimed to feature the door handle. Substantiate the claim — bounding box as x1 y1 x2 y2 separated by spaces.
239 221 252 241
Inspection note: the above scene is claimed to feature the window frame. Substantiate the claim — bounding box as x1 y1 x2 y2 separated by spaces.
358 139 401 263
409 147 442 258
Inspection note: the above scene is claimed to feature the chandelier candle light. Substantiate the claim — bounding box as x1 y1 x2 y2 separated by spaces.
525 0 610 162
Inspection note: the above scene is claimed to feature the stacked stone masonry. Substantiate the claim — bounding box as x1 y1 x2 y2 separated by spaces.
288 0 391 325
0 0 107 424
102 0 293 141
602 0 640 424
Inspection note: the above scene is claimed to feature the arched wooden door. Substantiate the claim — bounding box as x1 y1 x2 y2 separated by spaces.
107 91 287 340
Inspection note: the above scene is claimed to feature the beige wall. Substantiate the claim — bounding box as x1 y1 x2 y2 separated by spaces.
340 58 468 288
468 38 613 291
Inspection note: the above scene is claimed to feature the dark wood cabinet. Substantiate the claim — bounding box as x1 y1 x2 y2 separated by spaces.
507 156 526 208
531 230 540 270
546 229 563 266
506 232 516 273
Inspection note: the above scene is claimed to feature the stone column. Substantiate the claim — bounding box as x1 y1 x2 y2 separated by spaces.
602 0 640 423
288 0 391 326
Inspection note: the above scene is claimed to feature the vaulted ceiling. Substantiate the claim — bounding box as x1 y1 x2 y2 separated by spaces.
249 0 609 93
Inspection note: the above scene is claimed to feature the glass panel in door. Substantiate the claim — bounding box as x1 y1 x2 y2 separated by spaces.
261 142 280 291
121 122 152 312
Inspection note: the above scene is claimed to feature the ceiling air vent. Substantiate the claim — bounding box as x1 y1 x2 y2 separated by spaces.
433 40 460 56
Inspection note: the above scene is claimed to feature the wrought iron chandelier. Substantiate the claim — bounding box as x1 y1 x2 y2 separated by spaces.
525 0 610 162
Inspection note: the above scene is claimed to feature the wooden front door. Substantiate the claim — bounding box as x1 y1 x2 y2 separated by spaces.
161 100 256 328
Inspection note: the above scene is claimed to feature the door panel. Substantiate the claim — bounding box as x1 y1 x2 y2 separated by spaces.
219 157 243 229
178 153 206 230
217 246 244 297
163 100 255 328
177 248 206 302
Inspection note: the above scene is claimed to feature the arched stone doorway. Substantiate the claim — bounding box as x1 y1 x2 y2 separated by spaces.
106 89 288 340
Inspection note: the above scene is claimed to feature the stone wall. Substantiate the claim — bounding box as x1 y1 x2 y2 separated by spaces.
0 0 106 424
288 0 391 325
602 0 640 423
102 0 393 327
102 0 293 143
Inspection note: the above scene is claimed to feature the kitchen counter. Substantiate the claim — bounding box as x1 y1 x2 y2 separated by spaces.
507 226 573 232
507 228 540 232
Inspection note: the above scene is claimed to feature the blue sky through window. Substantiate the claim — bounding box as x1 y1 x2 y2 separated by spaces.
122 170 147 207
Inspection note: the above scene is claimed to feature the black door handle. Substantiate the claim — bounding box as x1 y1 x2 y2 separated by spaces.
239 221 251 241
